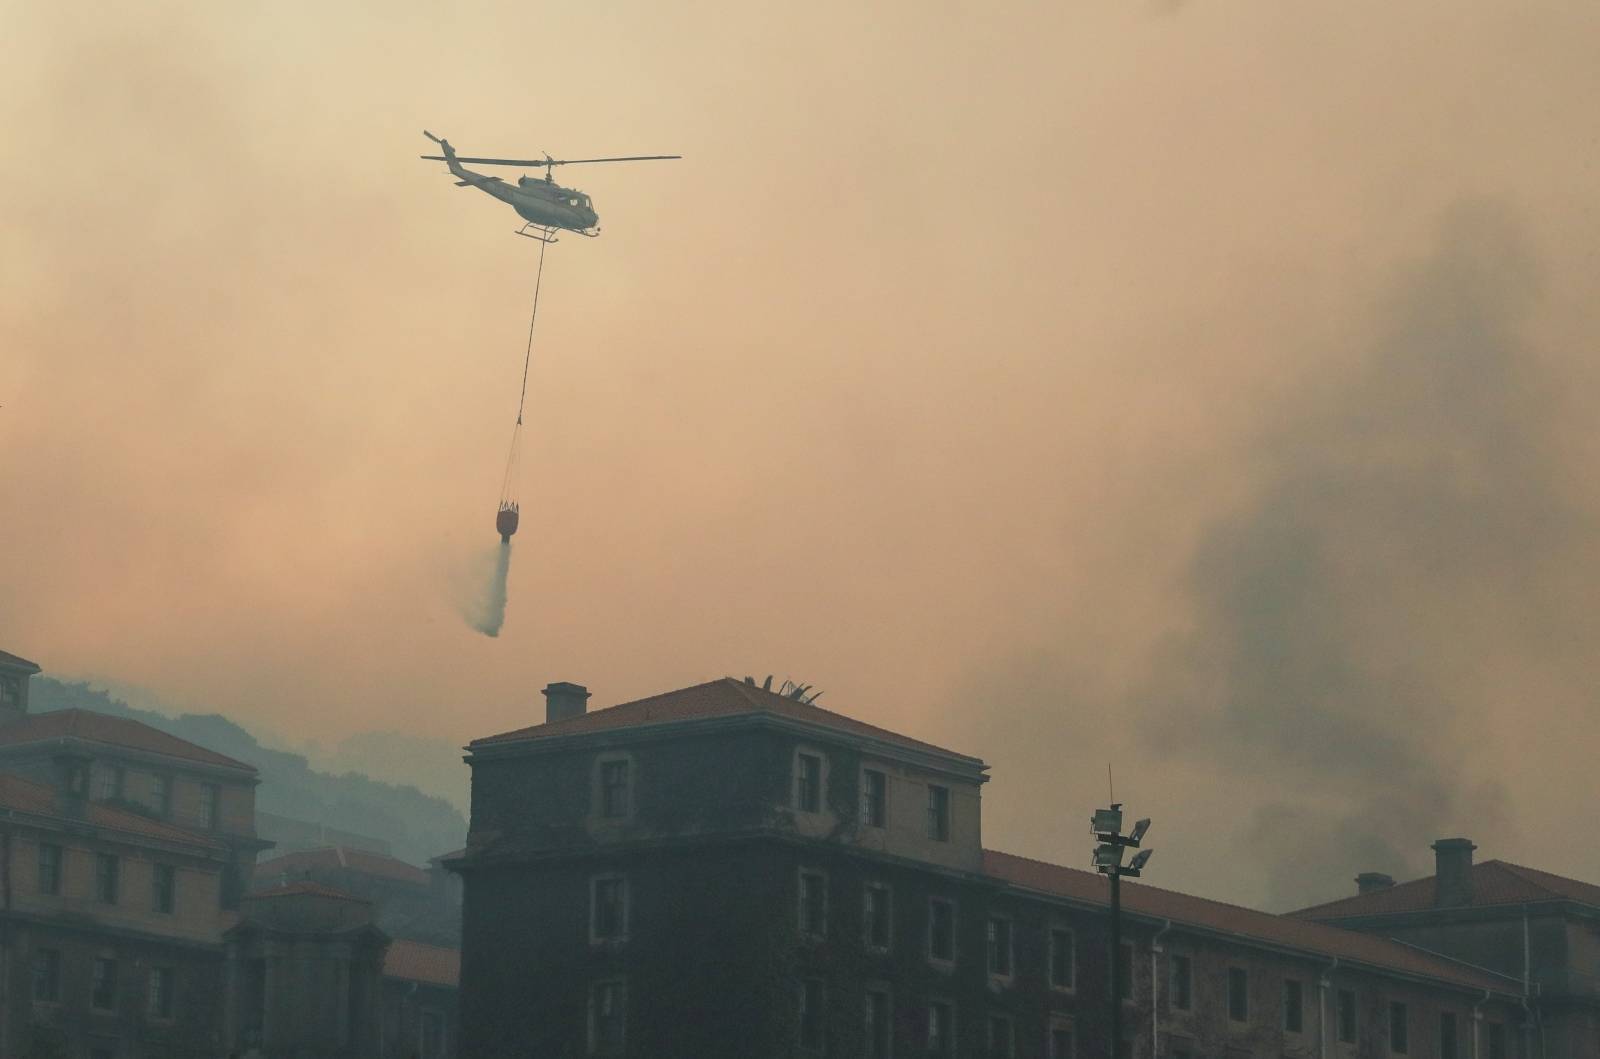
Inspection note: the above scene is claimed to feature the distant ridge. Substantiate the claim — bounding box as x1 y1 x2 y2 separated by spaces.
29 678 465 866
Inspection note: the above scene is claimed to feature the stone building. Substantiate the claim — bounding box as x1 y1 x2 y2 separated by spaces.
0 647 269 1058
252 845 462 946
381 938 460 1059
0 646 460 1059
223 882 390 1056
455 677 1530 1058
1295 840 1600 1058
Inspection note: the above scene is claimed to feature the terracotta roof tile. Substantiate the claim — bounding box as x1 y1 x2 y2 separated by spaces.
1292 860 1600 920
248 880 370 902
255 846 430 888
0 709 255 772
383 938 460 987
983 850 1517 994
0 649 41 672
473 678 978 762
0 772 226 851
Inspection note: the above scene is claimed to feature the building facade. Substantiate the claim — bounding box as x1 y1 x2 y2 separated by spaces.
1296 840 1600 1059
0 647 461 1059
456 677 1530 1058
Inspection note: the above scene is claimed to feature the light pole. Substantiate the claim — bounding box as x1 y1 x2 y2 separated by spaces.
1091 803 1152 1059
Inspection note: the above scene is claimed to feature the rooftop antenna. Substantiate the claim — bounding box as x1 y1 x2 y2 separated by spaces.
1107 763 1114 803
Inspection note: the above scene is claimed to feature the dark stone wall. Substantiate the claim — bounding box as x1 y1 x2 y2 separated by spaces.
0 920 225 1059
468 727 790 853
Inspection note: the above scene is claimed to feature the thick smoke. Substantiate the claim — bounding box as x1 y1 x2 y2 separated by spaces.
466 543 512 638
1144 201 1591 908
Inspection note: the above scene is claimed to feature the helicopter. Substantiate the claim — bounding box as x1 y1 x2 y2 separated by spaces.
422 131 679 242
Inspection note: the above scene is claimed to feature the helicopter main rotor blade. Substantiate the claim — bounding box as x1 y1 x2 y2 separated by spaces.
419 154 681 167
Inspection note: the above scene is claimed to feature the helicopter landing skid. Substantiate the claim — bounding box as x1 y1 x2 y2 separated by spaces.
515 223 560 244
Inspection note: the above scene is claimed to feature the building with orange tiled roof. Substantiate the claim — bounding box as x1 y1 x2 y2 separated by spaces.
0 647 461 1058
0 648 271 1059
1292 840 1600 1057
455 677 1535 1058
252 844 461 946
383 939 460 1057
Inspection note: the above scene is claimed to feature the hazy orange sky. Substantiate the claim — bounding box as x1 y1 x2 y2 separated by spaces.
4 1 1599 907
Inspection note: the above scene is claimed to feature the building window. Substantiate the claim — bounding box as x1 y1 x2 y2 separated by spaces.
150 773 171 817
865 988 891 1059
95 853 119 904
1390 1001 1409 1054
1050 928 1075 990
799 979 825 1050
1283 978 1304 1033
1486 1023 1506 1059
796 753 823 813
0 674 17 707
926 785 950 841
1117 941 1134 999
1170 953 1191 1009
153 863 176 914
799 871 827 938
598 759 630 819
589 979 626 1055
94 764 124 801
928 898 955 962
148 966 174 1018
986 1014 1014 1057
927 1000 954 1056
1440 1012 1458 1059
92 957 118 1011
865 884 891 950
862 769 887 827
38 843 62 896
987 918 1013 977
32 948 61 1002
591 876 628 942
199 783 219 830
1227 967 1248 1022
1337 989 1357 1043
1049 1024 1074 1059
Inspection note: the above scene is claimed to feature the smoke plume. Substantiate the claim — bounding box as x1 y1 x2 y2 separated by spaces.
1142 201 1591 908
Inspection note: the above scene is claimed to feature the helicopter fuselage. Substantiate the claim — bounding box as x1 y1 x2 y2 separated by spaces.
441 148 600 234
508 177 599 231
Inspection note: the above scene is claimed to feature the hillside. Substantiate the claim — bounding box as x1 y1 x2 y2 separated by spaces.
29 678 466 866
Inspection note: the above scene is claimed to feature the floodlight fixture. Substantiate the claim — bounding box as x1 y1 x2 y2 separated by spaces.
1093 843 1125 872
1128 849 1154 874
1090 805 1123 838
1128 818 1151 847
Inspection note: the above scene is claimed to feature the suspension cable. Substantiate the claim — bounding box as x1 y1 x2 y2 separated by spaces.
499 235 550 506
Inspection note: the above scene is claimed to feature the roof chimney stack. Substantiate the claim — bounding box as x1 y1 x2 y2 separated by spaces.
1356 871 1396 895
1432 837 1476 908
542 682 590 724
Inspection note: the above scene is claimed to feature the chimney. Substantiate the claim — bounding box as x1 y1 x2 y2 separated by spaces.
542 682 590 724
1356 872 1396 895
1432 837 1477 907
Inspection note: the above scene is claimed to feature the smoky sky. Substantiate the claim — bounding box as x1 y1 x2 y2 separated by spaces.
1146 202 1595 908
4 1 1600 907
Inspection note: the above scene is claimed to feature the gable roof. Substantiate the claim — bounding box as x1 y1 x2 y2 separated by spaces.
0 649 41 673
1291 860 1600 920
248 880 370 902
0 771 226 852
984 850 1518 995
384 938 460 988
255 846 430 888
0 709 254 772
472 677 979 763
